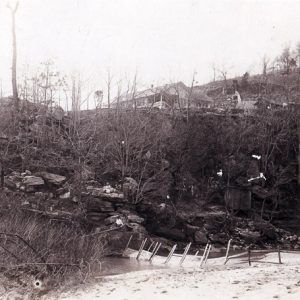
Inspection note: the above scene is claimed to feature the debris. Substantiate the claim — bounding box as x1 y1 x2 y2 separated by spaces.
248 172 266 182
116 218 124 227
145 150 151 159
252 154 261 160
259 172 266 180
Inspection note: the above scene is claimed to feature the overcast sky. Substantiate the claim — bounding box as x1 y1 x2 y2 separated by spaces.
1 0 300 104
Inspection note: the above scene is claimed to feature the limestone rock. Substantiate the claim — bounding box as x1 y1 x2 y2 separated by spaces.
126 222 147 234
52 106 64 121
87 186 124 201
210 233 227 244
59 191 71 199
239 230 261 241
123 177 138 201
105 215 121 226
23 176 44 187
36 172 66 186
185 224 200 236
87 199 115 212
4 173 22 190
127 214 144 224
86 212 109 224
194 230 208 244
155 227 186 241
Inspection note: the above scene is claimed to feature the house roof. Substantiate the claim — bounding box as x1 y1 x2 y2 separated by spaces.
112 82 189 104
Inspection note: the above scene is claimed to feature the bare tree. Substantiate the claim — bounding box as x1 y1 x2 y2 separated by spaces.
278 46 292 74
115 79 123 115
262 55 270 76
131 71 138 111
217 66 228 93
187 71 197 123
105 68 113 109
7 1 19 109
211 63 217 82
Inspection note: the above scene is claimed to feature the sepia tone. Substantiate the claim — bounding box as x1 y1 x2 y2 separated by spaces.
0 1 300 299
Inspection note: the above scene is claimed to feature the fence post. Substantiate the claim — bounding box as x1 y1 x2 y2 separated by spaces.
248 248 251 266
278 246 282 264
164 244 177 264
123 235 133 256
149 242 161 262
147 241 155 252
204 244 211 265
224 239 232 265
179 242 192 266
136 238 147 260
199 243 209 268
149 242 158 259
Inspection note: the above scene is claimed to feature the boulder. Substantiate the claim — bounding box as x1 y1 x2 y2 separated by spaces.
87 199 115 212
124 177 138 188
194 230 208 244
127 214 144 224
161 159 170 170
126 223 147 234
209 233 227 244
154 227 186 241
22 176 44 187
105 215 121 226
102 184 118 194
185 224 200 236
56 186 69 195
59 191 71 199
4 177 19 189
87 186 124 201
34 192 49 200
86 212 109 224
123 177 138 202
4 173 23 190
239 230 261 242
52 106 64 121
36 172 66 186
21 170 31 176
80 165 94 181
261 227 278 241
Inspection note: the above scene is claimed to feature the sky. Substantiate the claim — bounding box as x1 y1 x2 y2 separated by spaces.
1 0 300 107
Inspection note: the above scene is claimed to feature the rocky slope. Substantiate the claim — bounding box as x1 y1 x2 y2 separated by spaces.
2 169 300 254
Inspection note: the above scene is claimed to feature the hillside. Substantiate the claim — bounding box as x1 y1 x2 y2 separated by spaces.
194 69 300 107
0 80 299 295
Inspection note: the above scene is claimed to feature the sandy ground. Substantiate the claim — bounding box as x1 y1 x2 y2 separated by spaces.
40 251 300 300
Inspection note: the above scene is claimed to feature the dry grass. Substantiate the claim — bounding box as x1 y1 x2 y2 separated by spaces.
0 202 108 297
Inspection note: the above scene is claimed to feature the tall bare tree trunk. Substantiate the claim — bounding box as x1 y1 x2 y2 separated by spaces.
9 2 19 109
298 119 300 187
187 71 196 123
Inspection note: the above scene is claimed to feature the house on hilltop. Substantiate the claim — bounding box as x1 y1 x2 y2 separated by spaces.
111 82 212 110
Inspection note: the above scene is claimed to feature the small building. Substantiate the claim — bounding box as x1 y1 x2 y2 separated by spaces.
111 82 212 110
